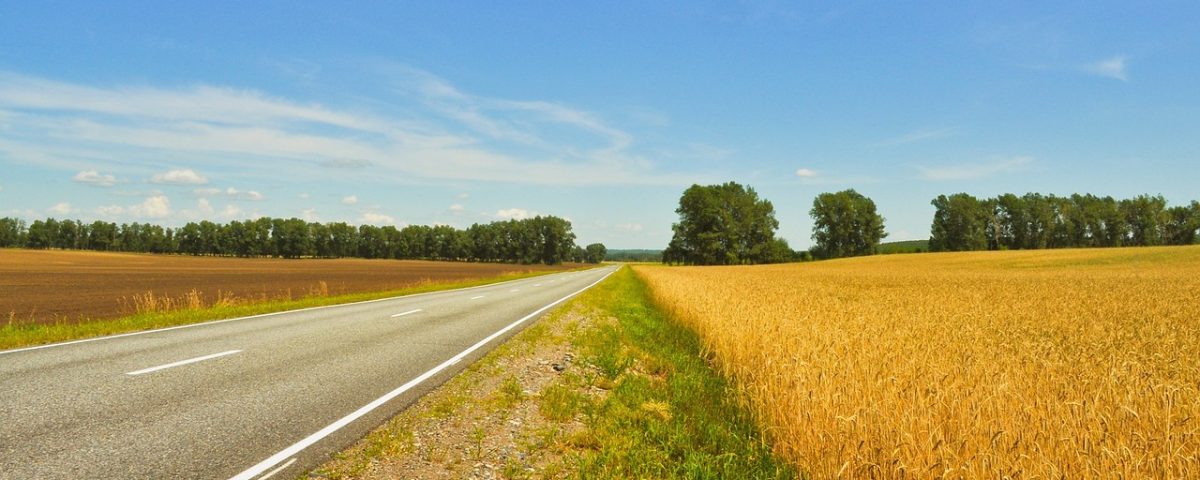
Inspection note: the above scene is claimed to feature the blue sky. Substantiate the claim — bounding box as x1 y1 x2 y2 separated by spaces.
1 2 1197 249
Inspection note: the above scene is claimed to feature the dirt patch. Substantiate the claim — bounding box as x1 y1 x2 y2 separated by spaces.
0 249 574 324
311 308 609 480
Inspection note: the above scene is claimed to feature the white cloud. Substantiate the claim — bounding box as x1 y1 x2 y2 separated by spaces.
341 195 358 205
1084 55 1129 81
194 186 264 201
794 168 818 178
47 202 73 215
72 169 117 187
449 203 464 212
301 208 319 221
95 205 125 217
192 198 216 217
220 204 243 219
496 208 532 220
614 223 644 232
457 192 469 199
151 168 208 185
360 212 395 225
918 156 1033 181
129 195 171 218
0 70 702 187
299 193 311 199
872 128 956 147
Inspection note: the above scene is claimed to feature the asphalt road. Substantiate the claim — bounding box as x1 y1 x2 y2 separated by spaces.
0 265 618 479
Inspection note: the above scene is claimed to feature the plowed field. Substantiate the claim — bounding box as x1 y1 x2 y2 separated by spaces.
1 249 573 324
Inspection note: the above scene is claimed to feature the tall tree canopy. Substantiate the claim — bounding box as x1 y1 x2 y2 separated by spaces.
930 193 989 252
809 189 887 259
928 192 1199 252
664 182 787 265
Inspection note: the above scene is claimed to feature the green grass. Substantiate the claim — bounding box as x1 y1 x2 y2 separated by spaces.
0 270 568 351
561 267 797 479
306 266 796 479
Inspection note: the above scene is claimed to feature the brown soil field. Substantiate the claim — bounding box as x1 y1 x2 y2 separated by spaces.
0 249 575 325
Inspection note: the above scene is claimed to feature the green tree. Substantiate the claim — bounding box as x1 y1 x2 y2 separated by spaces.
666 182 782 265
584 243 607 263
929 193 988 252
0 217 27 247
809 189 886 259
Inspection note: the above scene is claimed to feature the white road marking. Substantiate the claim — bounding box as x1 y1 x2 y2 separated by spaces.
0 268 603 356
228 267 619 480
256 457 296 480
470 295 486 300
510 288 520 292
126 350 242 376
390 309 423 318
533 283 542 287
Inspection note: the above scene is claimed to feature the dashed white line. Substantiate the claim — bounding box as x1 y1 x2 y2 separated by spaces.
125 350 242 376
470 295 486 300
510 288 520 292
390 309 423 318
227 266 620 480
533 283 543 287
256 457 296 480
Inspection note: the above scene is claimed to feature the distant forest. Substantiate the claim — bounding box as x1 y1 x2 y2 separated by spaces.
930 193 1200 252
604 249 663 262
0 216 607 265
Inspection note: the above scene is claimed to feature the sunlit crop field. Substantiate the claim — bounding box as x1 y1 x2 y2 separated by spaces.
634 246 1200 478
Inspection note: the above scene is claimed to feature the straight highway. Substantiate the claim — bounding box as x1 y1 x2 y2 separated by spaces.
0 265 618 479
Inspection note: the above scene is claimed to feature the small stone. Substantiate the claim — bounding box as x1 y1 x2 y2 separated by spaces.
552 363 566 372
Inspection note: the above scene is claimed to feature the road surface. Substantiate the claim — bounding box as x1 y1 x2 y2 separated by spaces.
0 265 618 479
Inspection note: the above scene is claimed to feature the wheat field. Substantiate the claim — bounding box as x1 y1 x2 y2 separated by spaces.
634 246 1200 478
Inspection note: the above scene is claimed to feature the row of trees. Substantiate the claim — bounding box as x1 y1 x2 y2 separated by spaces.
930 193 1200 252
0 216 607 265
662 183 889 265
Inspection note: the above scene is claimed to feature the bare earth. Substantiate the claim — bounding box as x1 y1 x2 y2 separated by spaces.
0 249 574 324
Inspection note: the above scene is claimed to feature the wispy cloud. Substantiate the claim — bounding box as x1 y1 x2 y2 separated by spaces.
1083 55 1129 81
0 69 699 187
341 195 358 205
871 128 956 147
794 168 818 178
917 156 1033 181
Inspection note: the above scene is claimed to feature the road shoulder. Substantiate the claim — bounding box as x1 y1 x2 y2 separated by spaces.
307 267 795 479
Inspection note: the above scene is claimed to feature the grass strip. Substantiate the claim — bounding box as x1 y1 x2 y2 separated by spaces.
309 266 795 479
0 270 565 351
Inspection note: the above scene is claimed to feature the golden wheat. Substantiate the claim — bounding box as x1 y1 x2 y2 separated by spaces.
635 246 1200 478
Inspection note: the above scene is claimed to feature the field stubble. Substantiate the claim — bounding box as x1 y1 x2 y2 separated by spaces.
635 246 1200 478
0 249 573 325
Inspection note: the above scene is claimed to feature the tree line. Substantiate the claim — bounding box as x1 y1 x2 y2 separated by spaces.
662 183 886 265
661 182 1200 266
0 215 608 265
930 193 1200 252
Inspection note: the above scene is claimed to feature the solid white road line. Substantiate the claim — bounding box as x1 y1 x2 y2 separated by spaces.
389 309 423 318
256 457 296 480
470 295 486 300
125 350 242 376
227 267 618 480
